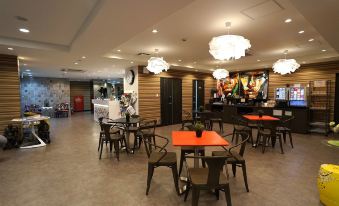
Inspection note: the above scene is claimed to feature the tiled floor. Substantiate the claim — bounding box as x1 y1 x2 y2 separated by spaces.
0 112 338 206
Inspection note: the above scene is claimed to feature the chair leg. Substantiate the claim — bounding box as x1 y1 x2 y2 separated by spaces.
232 129 235 142
171 164 180 195
288 131 294 148
179 151 185 176
210 121 214 131
241 162 249 192
113 140 120 161
99 138 105 159
278 135 284 154
146 164 154 195
219 121 223 133
201 150 206 168
98 136 102 151
283 132 286 143
232 163 237 177
109 141 113 153
224 184 232 206
262 136 267 153
184 181 190 201
215 189 220 200
192 187 200 206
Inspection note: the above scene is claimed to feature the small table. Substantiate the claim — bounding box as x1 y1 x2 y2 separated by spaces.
108 117 140 153
172 131 229 168
12 116 50 149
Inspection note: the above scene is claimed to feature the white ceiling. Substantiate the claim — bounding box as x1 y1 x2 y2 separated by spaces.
0 0 338 79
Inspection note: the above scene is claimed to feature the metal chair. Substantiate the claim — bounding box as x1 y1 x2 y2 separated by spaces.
182 110 194 130
140 133 180 195
276 116 295 148
100 123 128 160
212 132 250 192
256 120 284 154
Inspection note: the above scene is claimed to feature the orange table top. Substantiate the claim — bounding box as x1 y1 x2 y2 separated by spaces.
172 131 229 146
243 115 280 121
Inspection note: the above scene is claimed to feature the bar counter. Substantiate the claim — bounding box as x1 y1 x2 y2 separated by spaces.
206 103 309 134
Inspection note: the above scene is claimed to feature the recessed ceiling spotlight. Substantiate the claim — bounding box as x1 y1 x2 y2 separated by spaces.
8 47 14 50
322 49 327 52
257 59 261 62
82 56 86 59
178 59 182 62
298 30 304 34
117 49 121 52
308 38 314 42
74 62 79 65
130 61 134 64
25 69 30 71
152 29 158 33
284 18 292 23
19 28 30 33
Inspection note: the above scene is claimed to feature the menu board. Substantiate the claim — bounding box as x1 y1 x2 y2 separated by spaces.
290 87 305 100
275 88 286 100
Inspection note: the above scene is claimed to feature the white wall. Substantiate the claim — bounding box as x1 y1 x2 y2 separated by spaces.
123 66 139 114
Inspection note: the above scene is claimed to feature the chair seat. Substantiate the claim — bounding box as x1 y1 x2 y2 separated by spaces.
212 150 245 163
210 118 222 122
189 168 228 185
276 126 291 132
149 152 177 165
234 125 251 131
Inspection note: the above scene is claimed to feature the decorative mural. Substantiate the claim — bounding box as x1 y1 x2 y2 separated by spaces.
216 70 268 99
21 77 70 111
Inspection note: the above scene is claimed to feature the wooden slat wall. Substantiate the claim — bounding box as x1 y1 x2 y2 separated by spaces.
138 66 216 123
0 54 20 133
268 61 339 121
70 81 92 111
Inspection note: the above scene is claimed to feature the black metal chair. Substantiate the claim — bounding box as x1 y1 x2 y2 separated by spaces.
182 110 194 130
210 112 224 133
97 117 121 152
199 112 212 130
100 123 128 160
212 132 250 192
183 156 232 206
133 120 157 150
276 116 295 148
140 133 180 195
231 115 253 145
256 120 284 154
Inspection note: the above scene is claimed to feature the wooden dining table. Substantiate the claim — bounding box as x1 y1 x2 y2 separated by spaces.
172 131 229 168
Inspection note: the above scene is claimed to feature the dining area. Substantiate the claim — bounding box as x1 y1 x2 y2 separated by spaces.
95 108 297 206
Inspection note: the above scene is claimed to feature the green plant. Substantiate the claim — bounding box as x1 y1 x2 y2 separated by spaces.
193 121 204 131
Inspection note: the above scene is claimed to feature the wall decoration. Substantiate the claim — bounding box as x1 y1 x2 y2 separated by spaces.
216 70 268 99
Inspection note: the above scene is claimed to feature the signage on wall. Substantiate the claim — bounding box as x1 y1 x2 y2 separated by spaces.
314 80 326 87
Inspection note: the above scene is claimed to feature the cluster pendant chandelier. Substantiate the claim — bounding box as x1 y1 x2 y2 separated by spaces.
212 68 229 80
209 22 251 61
272 50 300 75
146 49 169 74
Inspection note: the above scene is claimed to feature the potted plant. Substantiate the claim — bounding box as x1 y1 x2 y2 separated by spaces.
125 113 130 122
194 121 204 138
258 110 264 118
199 106 204 112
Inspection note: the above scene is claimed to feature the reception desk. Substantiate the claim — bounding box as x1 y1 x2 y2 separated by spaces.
207 103 309 134
92 99 120 121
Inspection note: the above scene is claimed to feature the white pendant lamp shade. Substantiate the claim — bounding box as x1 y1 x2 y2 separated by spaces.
272 59 300 75
146 57 170 74
212 69 229 80
209 35 251 61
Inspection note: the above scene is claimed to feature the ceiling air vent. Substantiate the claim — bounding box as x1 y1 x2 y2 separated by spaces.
61 68 85 73
137 52 150 56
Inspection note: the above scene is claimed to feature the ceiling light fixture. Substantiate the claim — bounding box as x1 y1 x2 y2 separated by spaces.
308 38 314 42
298 30 304 34
212 68 229 80
152 29 158 33
19 28 30 33
272 50 300 75
117 49 121 52
257 59 261 62
284 18 292 23
209 22 251 61
25 69 31 72
74 62 79 65
146 49 170 74
8 47 14 50
178 59 182 62
82 56 86 59
322 49 327 52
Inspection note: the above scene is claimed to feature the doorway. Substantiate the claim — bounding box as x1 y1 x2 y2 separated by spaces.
192 80 205 111
335 73 339 123
160 77 182 125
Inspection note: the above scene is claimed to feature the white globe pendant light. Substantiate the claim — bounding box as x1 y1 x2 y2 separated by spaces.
272 50 300 75
146 49 170 74
209 22 251 61
212 68 229 80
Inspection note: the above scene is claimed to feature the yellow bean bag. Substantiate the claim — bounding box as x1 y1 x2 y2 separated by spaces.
318 164 339 206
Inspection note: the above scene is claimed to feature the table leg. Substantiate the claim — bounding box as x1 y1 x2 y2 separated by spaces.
20 122 46 149
194 147 199 168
